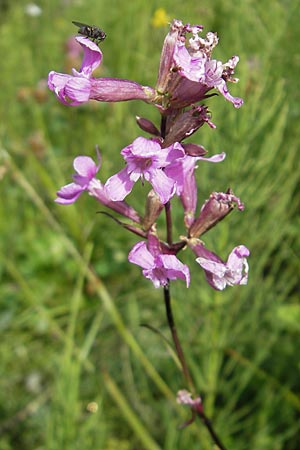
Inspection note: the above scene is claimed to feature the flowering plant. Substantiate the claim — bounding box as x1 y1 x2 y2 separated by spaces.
49 19 249 449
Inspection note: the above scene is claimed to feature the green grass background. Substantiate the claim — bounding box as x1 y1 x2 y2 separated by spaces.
0 0 300 449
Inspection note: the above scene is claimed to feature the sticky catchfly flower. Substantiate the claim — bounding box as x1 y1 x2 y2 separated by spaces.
55 151 141 222
190 241 250 290
155 20 243 110
48 37 155 105
164 151 226 227
128 232 190 288
105 137 185 204
56 154 101 204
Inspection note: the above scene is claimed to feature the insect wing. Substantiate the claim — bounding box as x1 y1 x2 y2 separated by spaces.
72 21 89 28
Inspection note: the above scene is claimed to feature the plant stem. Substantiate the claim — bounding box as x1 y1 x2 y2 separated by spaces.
165 201 173 245
163 284 194 391
163 284 228 450
160 114 167 139
160 114 227 449
196 410 228 450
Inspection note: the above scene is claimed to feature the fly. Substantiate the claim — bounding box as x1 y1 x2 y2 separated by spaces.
72 21 106 44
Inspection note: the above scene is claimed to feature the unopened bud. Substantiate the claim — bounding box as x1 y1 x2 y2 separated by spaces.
163 106 214 147
136 116 161 137
183 143 207 157
189 190 244 238
143 190 164 231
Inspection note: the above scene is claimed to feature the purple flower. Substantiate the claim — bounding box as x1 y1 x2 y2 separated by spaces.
55 152 141 222
128 232 190 288
177 389 202 409
155 20 243 110
164 151 226 227
48 37 155 105
56 154 101 204
105 137 185 204
191 242 250 290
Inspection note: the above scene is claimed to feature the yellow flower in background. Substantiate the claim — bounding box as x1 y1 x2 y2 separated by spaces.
151 8 170 28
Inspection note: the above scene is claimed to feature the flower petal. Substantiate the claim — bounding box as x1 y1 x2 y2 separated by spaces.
73 156 99 178
48 71 73 105
76 36 102 76
128 241 155 269
216 79 244 108
149 168 176 204
64 77 92 103
160 254 190 287
197 152 226 163
105 167 135 201
226 245 250 285
55 182 84 204
129 136 161 158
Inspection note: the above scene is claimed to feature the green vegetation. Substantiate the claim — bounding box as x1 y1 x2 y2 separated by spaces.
0 0 299 449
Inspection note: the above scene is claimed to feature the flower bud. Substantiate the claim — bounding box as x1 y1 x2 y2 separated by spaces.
182 143 207 157
136 116 161 137
163 105 214 146
142 189 164 231
179 159 198 229
189 190 244 238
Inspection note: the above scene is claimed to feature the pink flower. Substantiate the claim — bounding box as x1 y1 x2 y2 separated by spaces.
128 233 190 288
55 152 140 222
177 389 202 409
191 242 250 290
105 137 185 204
164 151 226 227
155 20 243 110
48 37 155 105
55 154 101 204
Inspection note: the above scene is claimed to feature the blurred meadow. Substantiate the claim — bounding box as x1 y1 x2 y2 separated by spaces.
0 0 300 449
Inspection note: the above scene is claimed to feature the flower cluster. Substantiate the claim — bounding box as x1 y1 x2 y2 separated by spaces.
49 19 249 291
